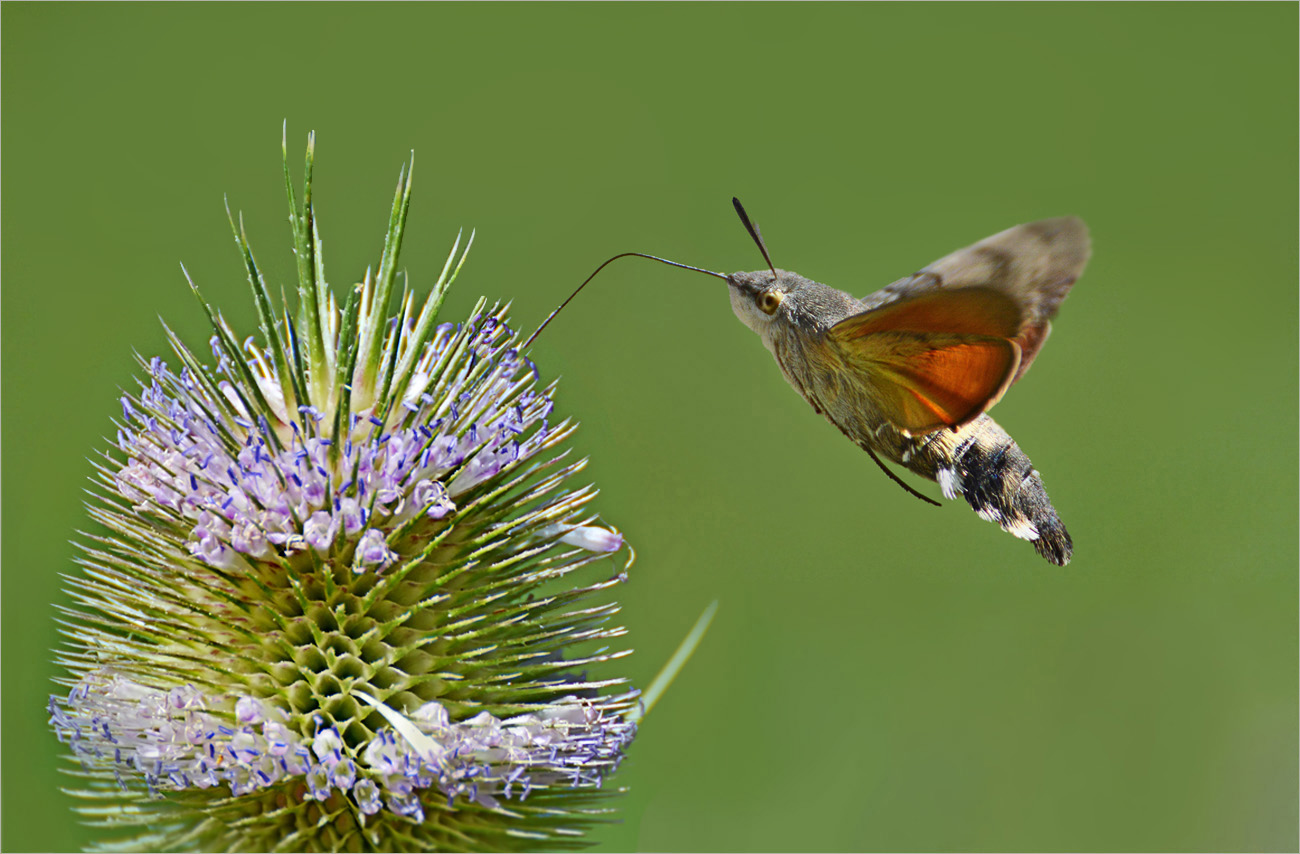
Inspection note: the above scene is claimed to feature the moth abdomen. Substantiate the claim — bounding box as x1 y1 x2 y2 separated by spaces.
922 418 1072 566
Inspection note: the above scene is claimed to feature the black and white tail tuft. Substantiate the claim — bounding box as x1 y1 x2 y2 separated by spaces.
933 420 1073 566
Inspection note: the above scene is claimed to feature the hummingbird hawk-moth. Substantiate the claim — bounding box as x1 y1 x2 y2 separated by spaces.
527 200 1090 565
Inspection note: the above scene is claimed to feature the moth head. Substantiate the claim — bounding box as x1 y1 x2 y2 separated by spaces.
727 270 789 333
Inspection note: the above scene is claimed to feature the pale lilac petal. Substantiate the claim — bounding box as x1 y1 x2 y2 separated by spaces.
561 526 623 553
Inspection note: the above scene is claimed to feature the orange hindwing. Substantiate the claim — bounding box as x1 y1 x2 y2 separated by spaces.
829 288 1023 434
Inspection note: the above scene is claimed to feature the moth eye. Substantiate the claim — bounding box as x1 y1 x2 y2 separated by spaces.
758 289 784 315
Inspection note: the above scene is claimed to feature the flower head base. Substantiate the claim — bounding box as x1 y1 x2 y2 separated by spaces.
50 135 637 852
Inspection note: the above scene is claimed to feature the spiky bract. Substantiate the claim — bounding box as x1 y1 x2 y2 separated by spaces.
48 135 637 852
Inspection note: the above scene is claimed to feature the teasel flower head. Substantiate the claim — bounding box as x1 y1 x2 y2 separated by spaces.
48 132 641 852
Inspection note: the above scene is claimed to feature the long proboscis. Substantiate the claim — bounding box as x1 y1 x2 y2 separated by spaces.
522 252 726 349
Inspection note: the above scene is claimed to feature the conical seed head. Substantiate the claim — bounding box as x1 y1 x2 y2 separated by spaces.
50 148 637 852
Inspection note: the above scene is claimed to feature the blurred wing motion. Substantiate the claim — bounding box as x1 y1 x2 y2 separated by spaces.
829 287 1023 434
858 216 1091 382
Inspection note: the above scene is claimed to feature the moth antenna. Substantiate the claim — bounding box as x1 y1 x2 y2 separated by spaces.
732 197 778 283
523 252 726 349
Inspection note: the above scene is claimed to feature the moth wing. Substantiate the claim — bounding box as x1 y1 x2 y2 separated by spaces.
859 217 1090 382
830 290 1022 435
835 286 1022 339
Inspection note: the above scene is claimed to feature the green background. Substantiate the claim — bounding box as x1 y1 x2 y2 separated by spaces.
4 4 1296 851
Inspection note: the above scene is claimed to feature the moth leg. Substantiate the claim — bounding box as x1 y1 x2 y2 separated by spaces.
859 442 941 507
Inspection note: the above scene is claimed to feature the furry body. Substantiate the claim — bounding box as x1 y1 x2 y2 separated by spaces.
726 217 1089 565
